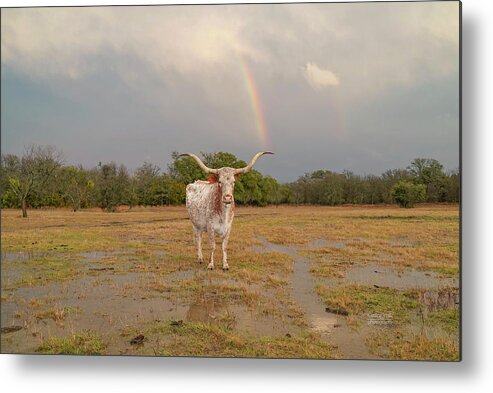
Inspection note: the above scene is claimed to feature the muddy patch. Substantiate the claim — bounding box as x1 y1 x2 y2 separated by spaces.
1 325 23 334
255 238 337 332
1 265 293 355
251 237 458 360
1 251 59 262
305 239 346 249
388 237 419 247
184 297 289 337
78 250 127 262
125 237 172 244
1 271 171 354
253 237 378 359
153 250 168 257
343 264 458 290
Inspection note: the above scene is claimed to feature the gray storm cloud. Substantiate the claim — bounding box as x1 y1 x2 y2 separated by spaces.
1 2 459 181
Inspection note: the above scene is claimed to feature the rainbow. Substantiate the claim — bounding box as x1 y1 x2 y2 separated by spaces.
239 57 270 150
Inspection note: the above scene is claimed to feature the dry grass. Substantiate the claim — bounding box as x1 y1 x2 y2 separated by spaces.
1 204 459 359
367 330 459 361
148 319 336 359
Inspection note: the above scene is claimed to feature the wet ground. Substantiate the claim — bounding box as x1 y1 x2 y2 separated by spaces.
253 237 459 359
1 230 459 359
1 265 293 355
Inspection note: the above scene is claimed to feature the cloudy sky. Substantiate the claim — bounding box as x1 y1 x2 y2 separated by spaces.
1 1 459 182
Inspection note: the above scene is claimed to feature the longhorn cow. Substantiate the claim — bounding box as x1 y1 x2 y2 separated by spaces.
179 152 274 270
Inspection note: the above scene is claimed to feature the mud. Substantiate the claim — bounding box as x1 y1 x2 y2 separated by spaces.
125 238 172 244
305 239 346 249
1 251 58 262
1 234 459 359
1 264 293 354
255 238 338 331
254 237 377 359
343 264 458 290
253 237 459 360
78 250 127 262
0 326 23 334
388 237 419 247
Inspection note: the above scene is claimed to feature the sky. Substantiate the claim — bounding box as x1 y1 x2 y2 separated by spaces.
1 1 460 182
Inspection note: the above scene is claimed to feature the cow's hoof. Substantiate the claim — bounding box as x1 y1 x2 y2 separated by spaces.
207 263 214 270
222 265 229 271
197 259 204 264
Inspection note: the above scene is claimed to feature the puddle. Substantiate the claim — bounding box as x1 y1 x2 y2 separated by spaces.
254 238 341 339
1 267 24 285
343 265 458 290
329 317 380 360
0 271 188 354
388 237 419 247
78 250 127 262
166 269 199 282
185 297 288 337
1 251 57 262
253 237 410 360
1 264 293 355
153 250 168 257
125 238 172 244
305 239 346 249
2 237 458 358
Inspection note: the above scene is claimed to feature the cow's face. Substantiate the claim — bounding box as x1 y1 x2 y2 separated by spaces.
210 168 238 205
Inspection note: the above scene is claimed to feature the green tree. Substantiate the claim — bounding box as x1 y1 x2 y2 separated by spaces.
160 175 186 205
287 170 345 205
443 169 460 203
134 162 161 206
363 175 387 204
408 158 447 202
235 170 265 205
2 146 63 217
342 170 366 204
391 181 426 208
381 168 412 203
169 151 206 184
59 166 95 211
260 176 289 205
96 162 130 212
319 172 345 205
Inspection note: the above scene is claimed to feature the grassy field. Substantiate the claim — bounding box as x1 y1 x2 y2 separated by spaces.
0 204 460 360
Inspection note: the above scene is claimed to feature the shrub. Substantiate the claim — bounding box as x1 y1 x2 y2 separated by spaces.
391 181 426 208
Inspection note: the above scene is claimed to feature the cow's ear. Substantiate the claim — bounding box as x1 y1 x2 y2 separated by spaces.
208 175 218 183
234 174 240 181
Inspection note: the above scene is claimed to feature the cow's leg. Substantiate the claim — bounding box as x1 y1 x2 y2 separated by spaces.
207 226 215 270
221 230 231 271
193 228 203 264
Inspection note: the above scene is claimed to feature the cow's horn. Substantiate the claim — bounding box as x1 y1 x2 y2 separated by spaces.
178 153 219 174
235 151 274 175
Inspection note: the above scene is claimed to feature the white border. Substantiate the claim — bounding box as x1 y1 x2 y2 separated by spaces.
2 1 492 392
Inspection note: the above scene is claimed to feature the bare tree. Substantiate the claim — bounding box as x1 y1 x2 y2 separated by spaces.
5 145 63 217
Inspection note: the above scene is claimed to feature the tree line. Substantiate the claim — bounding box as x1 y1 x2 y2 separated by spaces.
1 145 459 217
287 158 459 208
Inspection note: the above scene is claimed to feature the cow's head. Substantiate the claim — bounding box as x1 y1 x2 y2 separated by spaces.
178 152 274 205
208 168 238 204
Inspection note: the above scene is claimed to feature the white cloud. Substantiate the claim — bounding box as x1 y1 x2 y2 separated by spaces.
302 62 339 89
0 2 459 105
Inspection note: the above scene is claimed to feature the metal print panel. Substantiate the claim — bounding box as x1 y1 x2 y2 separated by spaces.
0 1 460 360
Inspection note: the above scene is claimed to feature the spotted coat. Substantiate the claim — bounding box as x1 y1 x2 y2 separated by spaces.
185 167 237 270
